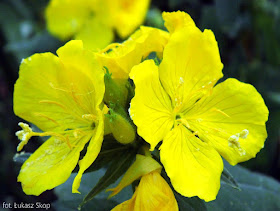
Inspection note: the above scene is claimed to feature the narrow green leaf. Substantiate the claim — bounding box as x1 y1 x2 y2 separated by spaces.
80 147 137 207
221 167 241 191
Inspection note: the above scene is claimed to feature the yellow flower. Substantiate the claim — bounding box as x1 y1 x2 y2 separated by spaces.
14 40 105 195
45 0 150 50
97 26 169 79
109 154 178 211
129 11 269 201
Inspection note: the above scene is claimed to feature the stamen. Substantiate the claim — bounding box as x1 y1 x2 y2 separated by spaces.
15 122 80 151
82 114 97 122
228 129 249 156
39 100 67 110
16 122 33 151
34 113 60 126
211 108 230 118
239 129 249 139
99 43 121 54
176 118 190 128
49 82 69 93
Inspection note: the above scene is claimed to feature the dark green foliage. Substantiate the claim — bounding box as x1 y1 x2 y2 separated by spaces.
207 162 280 211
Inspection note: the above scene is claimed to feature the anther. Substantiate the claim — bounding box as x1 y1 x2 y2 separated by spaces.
228 130 248 156
16 122 34 152
239 129 249 139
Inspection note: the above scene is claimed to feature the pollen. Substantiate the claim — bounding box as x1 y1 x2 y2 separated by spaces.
228 129 249 156
239 129 249 139
179 77 184 85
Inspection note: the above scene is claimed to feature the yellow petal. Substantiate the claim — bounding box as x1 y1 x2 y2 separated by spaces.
18 134 91 196
45 0 91 40
108 154 162 197
129 60 173 150
74 17 114 51
14 40 105 132
160 125 223 202
162 11 195 34
97 26 169 79
159 26 223 112
72 111 104 193
56 40 105 108
112 171 178 211
107 0 151 38
185 78 269 165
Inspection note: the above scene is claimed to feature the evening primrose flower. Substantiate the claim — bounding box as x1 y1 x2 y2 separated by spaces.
109 154 178 211
129 12 269 201
45 0 150 50
97 26 169 79
14 40 105 195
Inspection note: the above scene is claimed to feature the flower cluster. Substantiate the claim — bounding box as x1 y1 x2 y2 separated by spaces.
14 11 268 210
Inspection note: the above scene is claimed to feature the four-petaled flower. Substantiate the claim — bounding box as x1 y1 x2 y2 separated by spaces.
14 40 105 195
129 12 269 201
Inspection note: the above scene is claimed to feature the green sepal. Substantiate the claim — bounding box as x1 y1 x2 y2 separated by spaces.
104 67 126 107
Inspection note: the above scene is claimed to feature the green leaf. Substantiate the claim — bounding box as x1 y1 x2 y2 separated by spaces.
146 8 164 29
221 166 241 190
81 147 137 207
175 193 207 211
77 138 130 173
206 162 280 211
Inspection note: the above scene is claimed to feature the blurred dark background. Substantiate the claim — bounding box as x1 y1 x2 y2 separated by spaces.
0 0 279 209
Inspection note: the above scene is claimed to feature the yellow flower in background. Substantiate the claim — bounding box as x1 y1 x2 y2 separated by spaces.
129 11 269 201
14 40 105 195
109 154 178 211
45 0 150 50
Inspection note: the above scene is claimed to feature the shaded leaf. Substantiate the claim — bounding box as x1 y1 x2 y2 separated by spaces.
53 169 132 211
74 137 130 173
81 147 137 207
175 193 207 211
206 162 280 211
